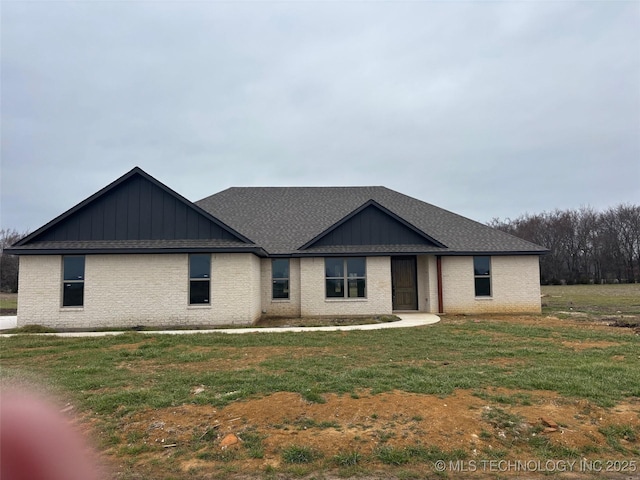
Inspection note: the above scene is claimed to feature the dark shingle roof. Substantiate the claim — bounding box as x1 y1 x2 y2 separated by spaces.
196 187 548 256
8 167 547 257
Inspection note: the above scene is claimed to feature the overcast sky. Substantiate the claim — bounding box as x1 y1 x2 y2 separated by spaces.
2 1 639 234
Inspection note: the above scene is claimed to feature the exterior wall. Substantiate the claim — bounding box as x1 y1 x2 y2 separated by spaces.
212 253 262 325
17 253 262 329
17 256 61 325
428 256 440 313
17 252 542 328
260 258 302 317
299 257 392 317
441 255 541 314
416 255 439 313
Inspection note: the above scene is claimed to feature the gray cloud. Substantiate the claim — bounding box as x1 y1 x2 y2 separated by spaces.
2 1 638 233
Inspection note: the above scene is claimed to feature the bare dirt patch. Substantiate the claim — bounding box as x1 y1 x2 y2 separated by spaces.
106 388 640 479
561 340 622 351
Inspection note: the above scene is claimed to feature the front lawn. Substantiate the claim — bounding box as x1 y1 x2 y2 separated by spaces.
2 309 639 478
541 283 640 317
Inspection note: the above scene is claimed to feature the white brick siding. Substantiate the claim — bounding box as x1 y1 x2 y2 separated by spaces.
441 255 541 314
416 255 440 313
299 257 392 317
17 253 541 328
211 253 262 324
17 253 261 329
260 258 302 317
17 256 61 324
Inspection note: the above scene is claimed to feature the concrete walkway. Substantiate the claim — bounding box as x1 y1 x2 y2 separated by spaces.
0 313 439 337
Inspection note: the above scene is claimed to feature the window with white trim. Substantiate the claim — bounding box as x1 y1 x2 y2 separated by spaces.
325 257 366 298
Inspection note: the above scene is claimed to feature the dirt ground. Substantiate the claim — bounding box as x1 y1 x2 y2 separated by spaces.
97 316 640 479
102 388 639 479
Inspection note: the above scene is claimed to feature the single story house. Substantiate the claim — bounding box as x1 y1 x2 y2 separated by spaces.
8 167 548 329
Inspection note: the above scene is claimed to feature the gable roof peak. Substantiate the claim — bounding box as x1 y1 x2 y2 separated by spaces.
12 166 254 248
299 198 447 250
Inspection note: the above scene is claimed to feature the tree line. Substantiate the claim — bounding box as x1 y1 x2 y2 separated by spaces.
488 204 640 285
0 229 28 292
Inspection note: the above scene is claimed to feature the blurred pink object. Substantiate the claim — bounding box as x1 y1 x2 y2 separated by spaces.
1 390 102 480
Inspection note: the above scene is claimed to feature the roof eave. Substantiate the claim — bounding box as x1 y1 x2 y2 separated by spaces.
436 249 550 256
5 246 269 257
289 248 549 257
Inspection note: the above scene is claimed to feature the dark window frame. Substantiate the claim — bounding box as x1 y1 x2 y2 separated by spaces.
473 256 492 297
189 254 211 305
62 255 85 307
325 257 366 299
272 259 290 300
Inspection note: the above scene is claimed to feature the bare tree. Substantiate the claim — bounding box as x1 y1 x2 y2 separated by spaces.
489 204 639 284
0 229 28 292
602 204 640 282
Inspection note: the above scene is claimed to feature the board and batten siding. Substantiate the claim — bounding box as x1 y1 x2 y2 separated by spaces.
33 174 239 242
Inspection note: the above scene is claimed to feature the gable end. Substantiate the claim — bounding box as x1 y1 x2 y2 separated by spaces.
300 200 446 250
15 168 252 246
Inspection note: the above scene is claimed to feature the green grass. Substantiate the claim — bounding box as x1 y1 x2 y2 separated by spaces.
0 293 17 311
5 325 58 333
1 316 639 412
332 451 362 466
1 285 640 477
292 417 340 430
599 424 638 452
541 284 640 316
0 293 17 317
481 406 525 432
240 430 266 459
281 444 322 464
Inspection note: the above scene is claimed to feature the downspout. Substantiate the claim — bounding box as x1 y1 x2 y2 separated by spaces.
436 255 444 314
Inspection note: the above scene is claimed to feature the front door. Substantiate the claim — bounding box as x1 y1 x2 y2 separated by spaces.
391 256 418 310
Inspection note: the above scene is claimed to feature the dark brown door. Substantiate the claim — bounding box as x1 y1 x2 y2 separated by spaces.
391 256 418 310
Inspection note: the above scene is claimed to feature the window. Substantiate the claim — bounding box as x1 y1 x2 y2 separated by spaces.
272 259 290 299
474 256 491 297
62 256 85 307
189 254 210 304
325 258 366 298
